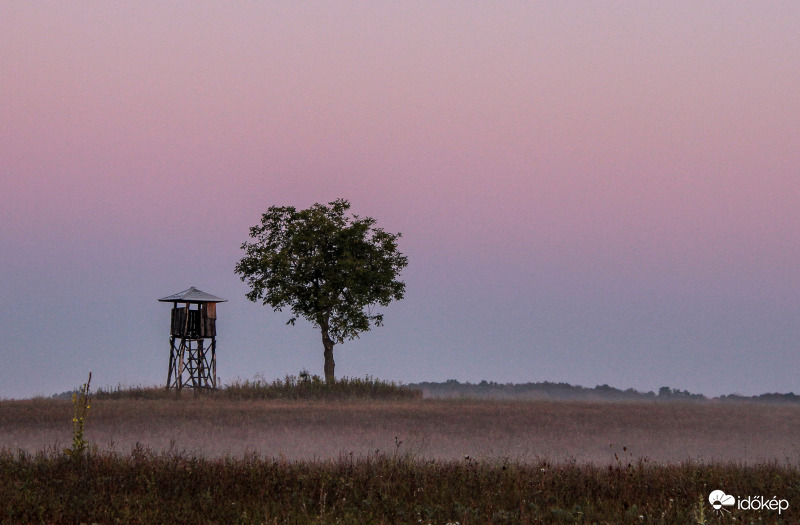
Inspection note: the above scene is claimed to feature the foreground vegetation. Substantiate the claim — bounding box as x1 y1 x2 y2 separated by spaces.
1 446 798 524
4 382 799 522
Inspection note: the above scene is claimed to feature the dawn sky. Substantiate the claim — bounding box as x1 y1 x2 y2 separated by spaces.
1 2 798 399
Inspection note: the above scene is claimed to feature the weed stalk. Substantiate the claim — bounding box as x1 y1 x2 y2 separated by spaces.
64 372 92 460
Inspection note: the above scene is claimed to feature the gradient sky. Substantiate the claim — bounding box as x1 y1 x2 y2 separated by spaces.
1 2 798 399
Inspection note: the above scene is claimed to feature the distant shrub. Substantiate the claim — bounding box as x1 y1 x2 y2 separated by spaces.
93 384 182 401
225 371 422 401
91 373 421 401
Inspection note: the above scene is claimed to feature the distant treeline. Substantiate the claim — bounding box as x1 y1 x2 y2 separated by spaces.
408 380 800 403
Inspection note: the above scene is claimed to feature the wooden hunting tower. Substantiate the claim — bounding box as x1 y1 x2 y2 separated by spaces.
159 287 227 390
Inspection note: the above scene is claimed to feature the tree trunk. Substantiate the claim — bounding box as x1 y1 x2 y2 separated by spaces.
321 327 336 385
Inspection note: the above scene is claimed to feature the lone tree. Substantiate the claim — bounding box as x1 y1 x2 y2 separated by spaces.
235 199 408 385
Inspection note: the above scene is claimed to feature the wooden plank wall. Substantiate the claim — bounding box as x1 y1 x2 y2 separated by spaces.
170 306 216 337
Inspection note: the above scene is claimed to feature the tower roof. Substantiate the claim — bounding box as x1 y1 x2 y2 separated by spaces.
158 286 227 304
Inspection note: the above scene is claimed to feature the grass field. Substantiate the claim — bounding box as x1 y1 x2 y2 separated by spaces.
2 396 799 464
1 390 799 523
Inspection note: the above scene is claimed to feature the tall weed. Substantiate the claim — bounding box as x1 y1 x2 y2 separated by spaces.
63 372 91 460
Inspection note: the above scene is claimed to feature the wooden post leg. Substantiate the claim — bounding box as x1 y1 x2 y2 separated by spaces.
211 339 217 389
177 339 185 390
197 339 205 389
167 337 175 388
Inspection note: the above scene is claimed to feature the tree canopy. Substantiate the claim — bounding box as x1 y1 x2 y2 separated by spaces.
234 199 408 384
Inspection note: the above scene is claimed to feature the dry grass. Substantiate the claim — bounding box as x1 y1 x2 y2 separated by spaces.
3 396 800 523
2 397 799 464
2 445 799 523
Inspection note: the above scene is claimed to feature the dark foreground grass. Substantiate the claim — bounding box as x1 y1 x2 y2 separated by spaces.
1 447 798 524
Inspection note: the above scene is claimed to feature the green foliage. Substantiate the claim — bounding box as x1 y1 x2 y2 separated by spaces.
63 372 91 460
2 448 799 524
234 199 408 383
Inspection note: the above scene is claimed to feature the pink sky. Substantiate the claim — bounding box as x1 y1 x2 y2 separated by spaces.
1 2 798 398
